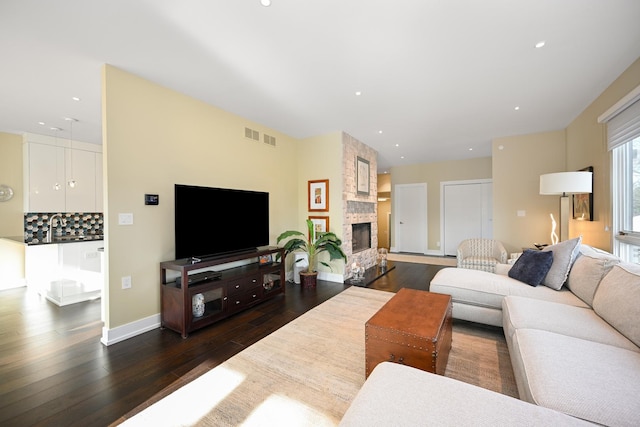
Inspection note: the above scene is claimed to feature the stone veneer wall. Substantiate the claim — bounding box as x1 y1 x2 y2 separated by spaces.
342 133 378 279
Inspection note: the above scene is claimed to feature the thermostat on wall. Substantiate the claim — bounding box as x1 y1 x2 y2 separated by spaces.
145 194 159 205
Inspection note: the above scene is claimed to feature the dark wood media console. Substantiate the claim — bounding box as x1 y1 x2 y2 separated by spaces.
160 247 285 338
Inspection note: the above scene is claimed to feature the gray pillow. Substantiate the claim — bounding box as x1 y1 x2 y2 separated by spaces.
508 249 554 287
566 245 620 306
541 236 582 290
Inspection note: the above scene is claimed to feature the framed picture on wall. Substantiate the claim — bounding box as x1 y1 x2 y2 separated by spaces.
309 216 329 242
573 166 594 221
356 156 370 196
308 179 329 212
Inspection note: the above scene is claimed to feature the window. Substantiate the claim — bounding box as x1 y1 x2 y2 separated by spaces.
606 88 640 263
612 136 640 263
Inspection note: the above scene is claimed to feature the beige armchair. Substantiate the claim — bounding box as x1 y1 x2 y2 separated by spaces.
456 238 507 273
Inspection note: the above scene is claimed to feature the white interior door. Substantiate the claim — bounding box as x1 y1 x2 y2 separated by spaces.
394 183 427 254
442 180 493 256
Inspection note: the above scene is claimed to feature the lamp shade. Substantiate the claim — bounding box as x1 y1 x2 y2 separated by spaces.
540 172 592 195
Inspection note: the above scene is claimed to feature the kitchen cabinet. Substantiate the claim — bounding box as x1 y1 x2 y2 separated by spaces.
23 142 66 212
23 133 102 213
65 148 97 213
25 240 103 306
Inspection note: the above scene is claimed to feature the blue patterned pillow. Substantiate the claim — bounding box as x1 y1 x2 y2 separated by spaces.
508 249 554 287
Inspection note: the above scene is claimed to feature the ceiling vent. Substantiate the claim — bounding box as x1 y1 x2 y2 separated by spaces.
244 127 259 141
264 134 276 147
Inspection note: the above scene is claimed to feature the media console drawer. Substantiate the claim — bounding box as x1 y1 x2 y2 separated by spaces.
226 275 261 296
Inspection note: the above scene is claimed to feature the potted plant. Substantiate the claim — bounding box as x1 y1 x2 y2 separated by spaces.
277 219 347 288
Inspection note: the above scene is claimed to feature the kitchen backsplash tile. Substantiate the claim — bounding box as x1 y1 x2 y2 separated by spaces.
24 213 104 243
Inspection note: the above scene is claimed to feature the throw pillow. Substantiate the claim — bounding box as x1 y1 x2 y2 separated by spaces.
508 249 554 287
541 236 582 290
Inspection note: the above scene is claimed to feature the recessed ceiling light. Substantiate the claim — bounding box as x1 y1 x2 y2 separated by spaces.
400 156 405 159
514 106 520 111
260 0 271 6
38 121 45 126
395 143 399 147
469 148 473 151
72 96 81 101
355 91 362 96
535 41 545 49
378 130 383 134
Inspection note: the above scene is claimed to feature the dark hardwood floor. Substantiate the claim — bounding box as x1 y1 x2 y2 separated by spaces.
0 261 446 426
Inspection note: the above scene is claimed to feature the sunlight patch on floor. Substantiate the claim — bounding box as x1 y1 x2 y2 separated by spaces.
243 394 334 427
120 366 245 426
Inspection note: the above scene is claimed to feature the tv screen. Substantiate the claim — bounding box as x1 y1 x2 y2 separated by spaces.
174 184 269 260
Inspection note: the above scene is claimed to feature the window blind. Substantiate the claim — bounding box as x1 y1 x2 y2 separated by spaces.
607 98 640 151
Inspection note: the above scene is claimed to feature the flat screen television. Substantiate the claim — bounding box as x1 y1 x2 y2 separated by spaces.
174 184 269 260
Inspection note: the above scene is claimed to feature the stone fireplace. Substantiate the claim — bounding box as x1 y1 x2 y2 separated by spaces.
342 133 378 279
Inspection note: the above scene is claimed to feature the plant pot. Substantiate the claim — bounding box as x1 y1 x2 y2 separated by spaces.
299 271 318 288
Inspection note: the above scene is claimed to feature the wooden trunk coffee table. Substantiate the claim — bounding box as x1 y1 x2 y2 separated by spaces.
365 288 452 377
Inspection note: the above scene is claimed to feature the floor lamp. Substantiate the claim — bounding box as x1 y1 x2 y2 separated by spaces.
540 171 592 242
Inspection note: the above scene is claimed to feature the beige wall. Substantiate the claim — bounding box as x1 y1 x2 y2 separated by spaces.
567 57 640 251
390 157 492 251
0 132 24 236
297 132 345 274
492 131 566 253
377 173 391 248
492 57 640 254
102 65 300 329
0 132 25 287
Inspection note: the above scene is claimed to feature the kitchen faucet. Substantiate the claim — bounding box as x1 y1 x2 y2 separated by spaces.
46 214 67 242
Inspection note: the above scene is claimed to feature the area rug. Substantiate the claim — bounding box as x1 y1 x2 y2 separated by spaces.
119 287 516 426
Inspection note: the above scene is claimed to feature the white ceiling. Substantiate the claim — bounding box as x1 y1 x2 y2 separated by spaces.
1 1 640 173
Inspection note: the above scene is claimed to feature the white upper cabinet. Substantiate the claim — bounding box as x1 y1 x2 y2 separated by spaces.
65 148 96 213
23 133 103 213
23 142 66 212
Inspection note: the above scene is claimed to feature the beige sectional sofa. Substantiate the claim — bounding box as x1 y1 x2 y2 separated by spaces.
342 242 640 426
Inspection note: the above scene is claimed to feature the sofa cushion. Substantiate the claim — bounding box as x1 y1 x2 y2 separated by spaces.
510 329 640 426
566 244 620 306
593 263 640 348
430 268 588 311
508 250 553 287
339 362 591 427
540 236 582 290
502 296 639 352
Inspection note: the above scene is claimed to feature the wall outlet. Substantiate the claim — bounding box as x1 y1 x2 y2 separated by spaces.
121 276 132 289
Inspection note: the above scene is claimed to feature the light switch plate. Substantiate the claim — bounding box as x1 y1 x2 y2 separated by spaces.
118 213 134 225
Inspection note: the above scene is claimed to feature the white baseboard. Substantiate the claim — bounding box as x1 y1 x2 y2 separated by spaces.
318 271 344 283
101 313 161 346
388 248 445 256
425 249 445 256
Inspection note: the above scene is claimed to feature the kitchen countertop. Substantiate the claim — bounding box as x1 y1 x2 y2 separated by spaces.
2 235 104 245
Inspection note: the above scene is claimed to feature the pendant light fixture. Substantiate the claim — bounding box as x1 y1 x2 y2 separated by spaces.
51 127 62 191
65 117 78 188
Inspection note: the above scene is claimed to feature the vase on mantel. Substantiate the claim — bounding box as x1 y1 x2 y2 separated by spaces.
300 271 318 288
